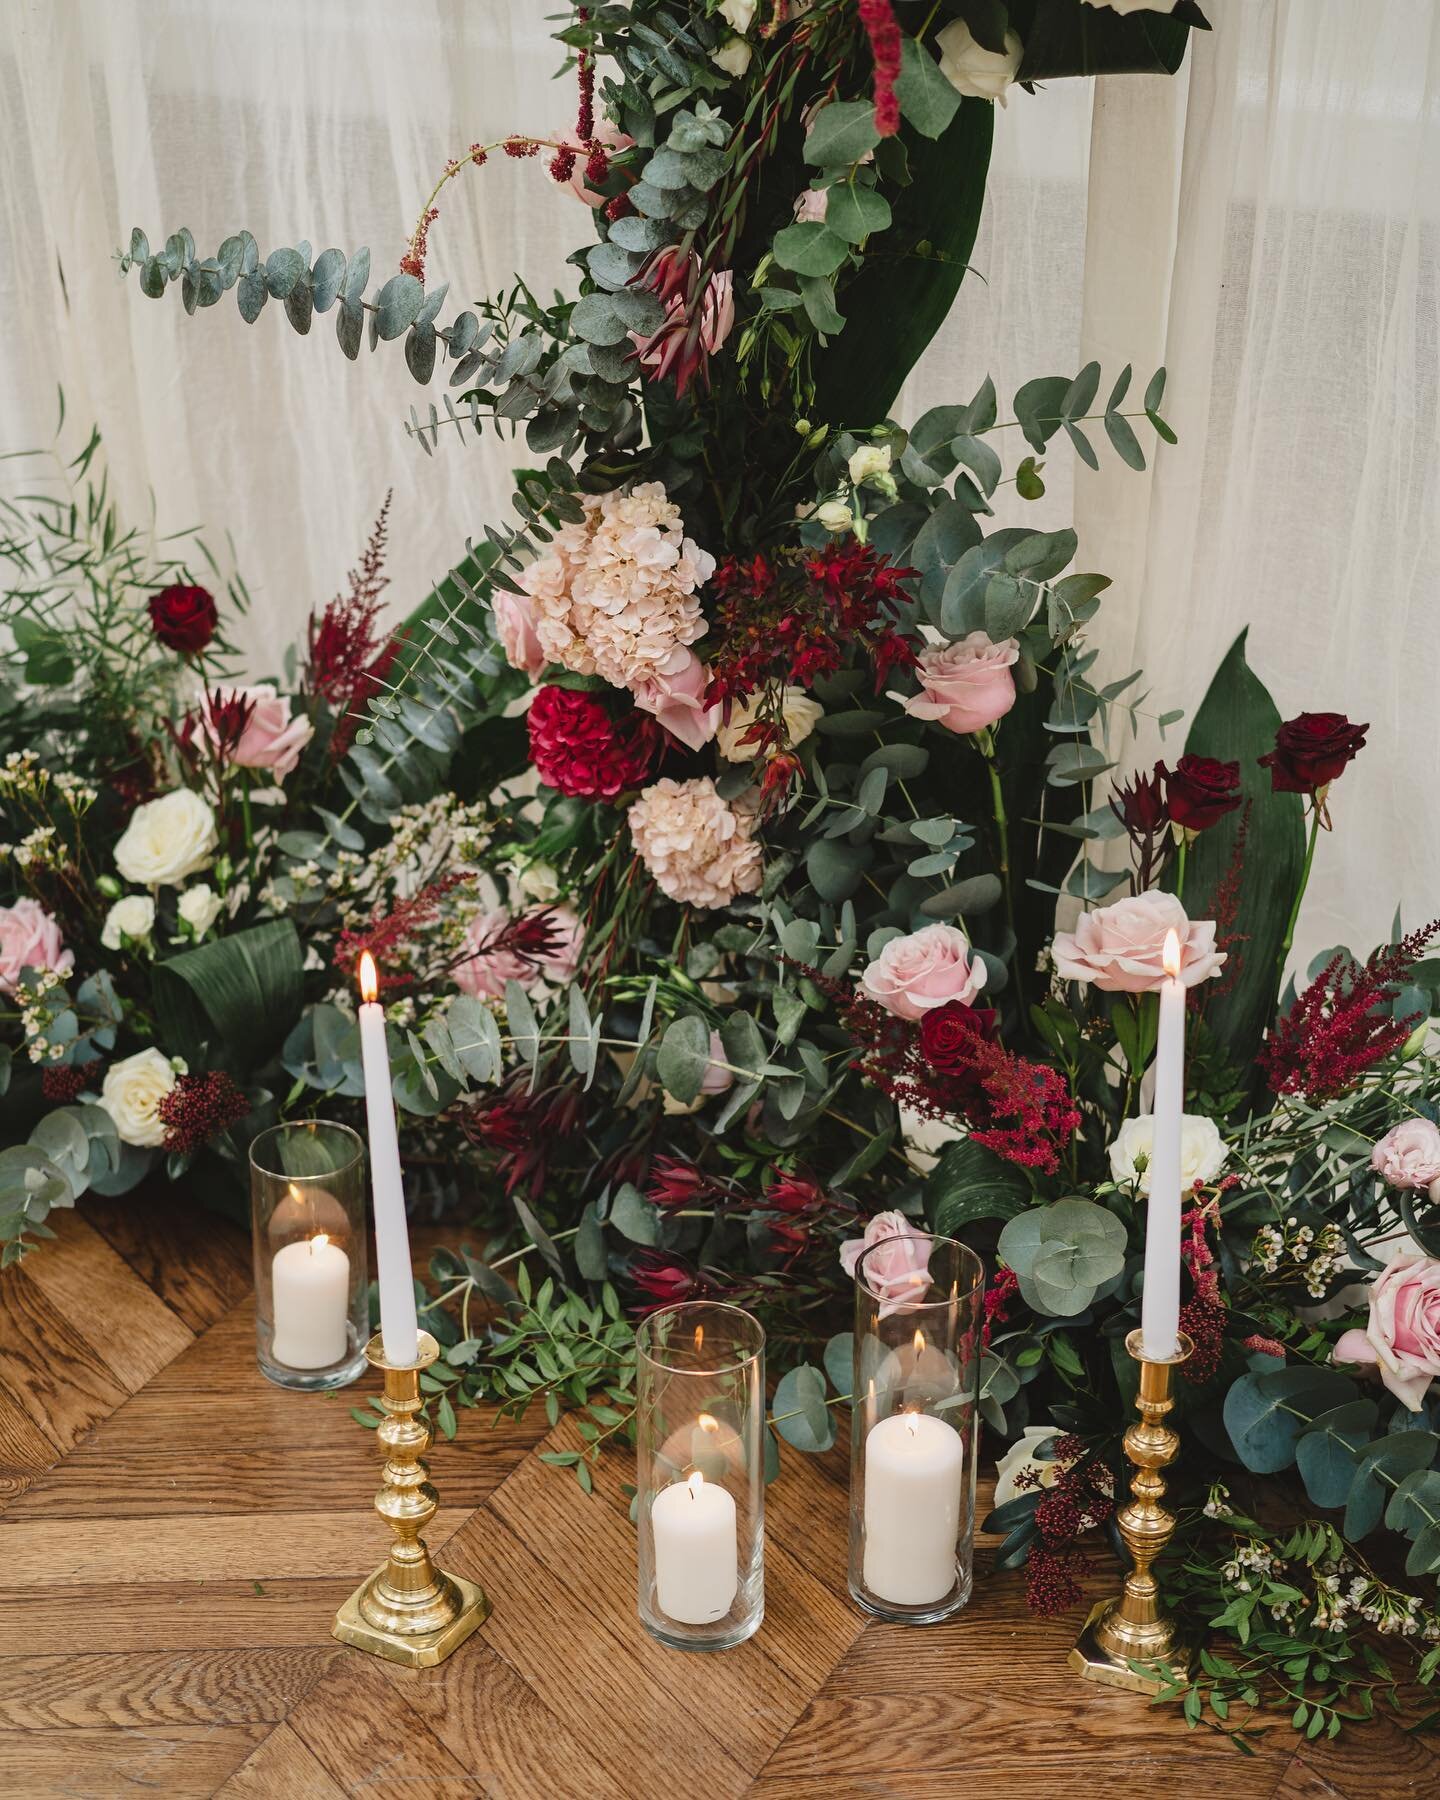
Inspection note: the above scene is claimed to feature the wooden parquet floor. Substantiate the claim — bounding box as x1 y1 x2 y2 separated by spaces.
1 1196 1436 1799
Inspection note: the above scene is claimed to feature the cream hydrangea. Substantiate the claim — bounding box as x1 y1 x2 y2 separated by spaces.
518 482 714 694
717 688 824 762
100 1047 184 1148
627 777 763 910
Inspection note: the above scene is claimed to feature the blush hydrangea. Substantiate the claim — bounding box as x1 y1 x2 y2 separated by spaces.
627 776 763 910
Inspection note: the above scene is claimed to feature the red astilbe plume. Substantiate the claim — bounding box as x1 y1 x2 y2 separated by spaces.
982 1266 1019 1347
157 1071 251 1154
304 494 408 758
1262 921 1439 1102
1178 1200 1226 1384
706 544 917 709
858 0 902 134
333 872 477 991
808 976 1079 1178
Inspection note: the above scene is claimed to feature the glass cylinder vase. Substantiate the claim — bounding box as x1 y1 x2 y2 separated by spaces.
635 1301 765 1651
848 1232 984 1624
251 1120 369 1391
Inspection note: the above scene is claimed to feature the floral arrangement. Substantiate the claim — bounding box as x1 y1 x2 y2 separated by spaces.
10 0 1433 1746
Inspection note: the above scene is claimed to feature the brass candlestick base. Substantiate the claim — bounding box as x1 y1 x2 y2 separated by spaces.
332 1331 489 1668
1070 1328 1193 1694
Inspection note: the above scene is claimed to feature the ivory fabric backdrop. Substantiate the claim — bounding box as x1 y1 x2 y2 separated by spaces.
2 0 1436 975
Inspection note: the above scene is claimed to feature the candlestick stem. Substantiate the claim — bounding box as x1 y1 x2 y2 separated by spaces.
1070 1327 1193 1693
332 1331 488 1667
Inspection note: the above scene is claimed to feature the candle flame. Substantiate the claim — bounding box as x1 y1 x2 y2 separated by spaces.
1162 928 1183 980
913 1329 925 1357
311 1232 329 1253
694 1323 704 1355
358 950 379 1004
698 1412 719 1434
686 1471 705 1498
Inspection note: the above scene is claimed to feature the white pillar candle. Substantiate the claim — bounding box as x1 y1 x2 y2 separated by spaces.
651 1471 738 1625
357 951 419 1366
271 1233 350 1369
863 1410 964 1607
1141 929 1186 1361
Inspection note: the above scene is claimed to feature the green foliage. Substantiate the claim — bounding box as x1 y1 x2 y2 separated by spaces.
153 919 303 1073
926 1136 1033 1236
1182 630 1306 1072
996 1197 1127 1315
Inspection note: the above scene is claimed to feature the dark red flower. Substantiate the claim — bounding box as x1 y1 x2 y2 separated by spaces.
41 1063 90 1104
1259 712 1368 795
630 1252 709 1311
765 1171 824 1214
305 496 407 758
918 1002 996 1075
527 685 662 801
156 1070 251 1154
1110 766 1168 836
645 1157 714 1211
858 0 903 135
148 583 218 654
1162 755 1242 832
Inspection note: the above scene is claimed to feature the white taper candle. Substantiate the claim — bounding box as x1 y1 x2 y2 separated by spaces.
1141 929 1186 1360
357 951 419 1366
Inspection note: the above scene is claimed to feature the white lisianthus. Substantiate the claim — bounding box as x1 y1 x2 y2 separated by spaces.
711 34 753 76
100 894 156 952
178 883 224 938
1109 1112 1228 1195
1081 0 1177 13
816 498 854 532
100 1047 185 1148
717 688 824 762
114 789 218 887
847 443 893 486
718 0 756 31
936 19 1023 105
993 1426 1065 1507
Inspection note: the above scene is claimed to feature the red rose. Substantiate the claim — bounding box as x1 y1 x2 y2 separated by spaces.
1259 712 1368 794
918 1001 996 1075
148 583 218 654
527 685 661 801
1161 755 1242 831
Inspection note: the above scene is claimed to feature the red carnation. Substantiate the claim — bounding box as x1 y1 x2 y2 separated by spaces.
148 583 218 654
1258 712 1368 795
1161 755 1242 832
527 685 662 801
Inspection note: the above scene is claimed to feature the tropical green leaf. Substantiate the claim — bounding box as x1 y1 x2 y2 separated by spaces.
152 919 303 1071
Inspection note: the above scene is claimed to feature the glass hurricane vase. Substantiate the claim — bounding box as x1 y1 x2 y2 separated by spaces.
848 1233 985 1624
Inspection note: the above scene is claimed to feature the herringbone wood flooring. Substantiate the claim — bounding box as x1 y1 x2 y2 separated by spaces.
0 1194 1434 1798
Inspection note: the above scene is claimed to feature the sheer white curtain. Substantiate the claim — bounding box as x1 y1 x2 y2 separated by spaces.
2 0 1436 965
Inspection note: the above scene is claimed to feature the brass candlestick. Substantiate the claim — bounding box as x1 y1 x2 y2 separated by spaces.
332 1330 489 1667
1070 1328 1193 1694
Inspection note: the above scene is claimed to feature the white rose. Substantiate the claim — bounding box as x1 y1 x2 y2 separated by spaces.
936 20 1023 105
712 34 753 76
717 688 824 762
114 789 219 887
719 0 756 31
816 498 853 532
178 884 224 937
100 1047 184 1148
515 861 561 904
847 443 893 486
1081 0 1177 13
1109 1113 1228 1195
100 894 156 952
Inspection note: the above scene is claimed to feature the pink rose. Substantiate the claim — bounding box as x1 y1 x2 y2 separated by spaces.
1051 890 1225 993
894 634 1020 736
700 1029 735 1096
1371 1119 1440 1190
859 923 987 1021
201 684 314 778
630 647 719 752
494 591 547 680
454 905 585 1000
0 898 73 995
840 1210 934 1317
1333 1253 1440 1411
562 119 634 207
